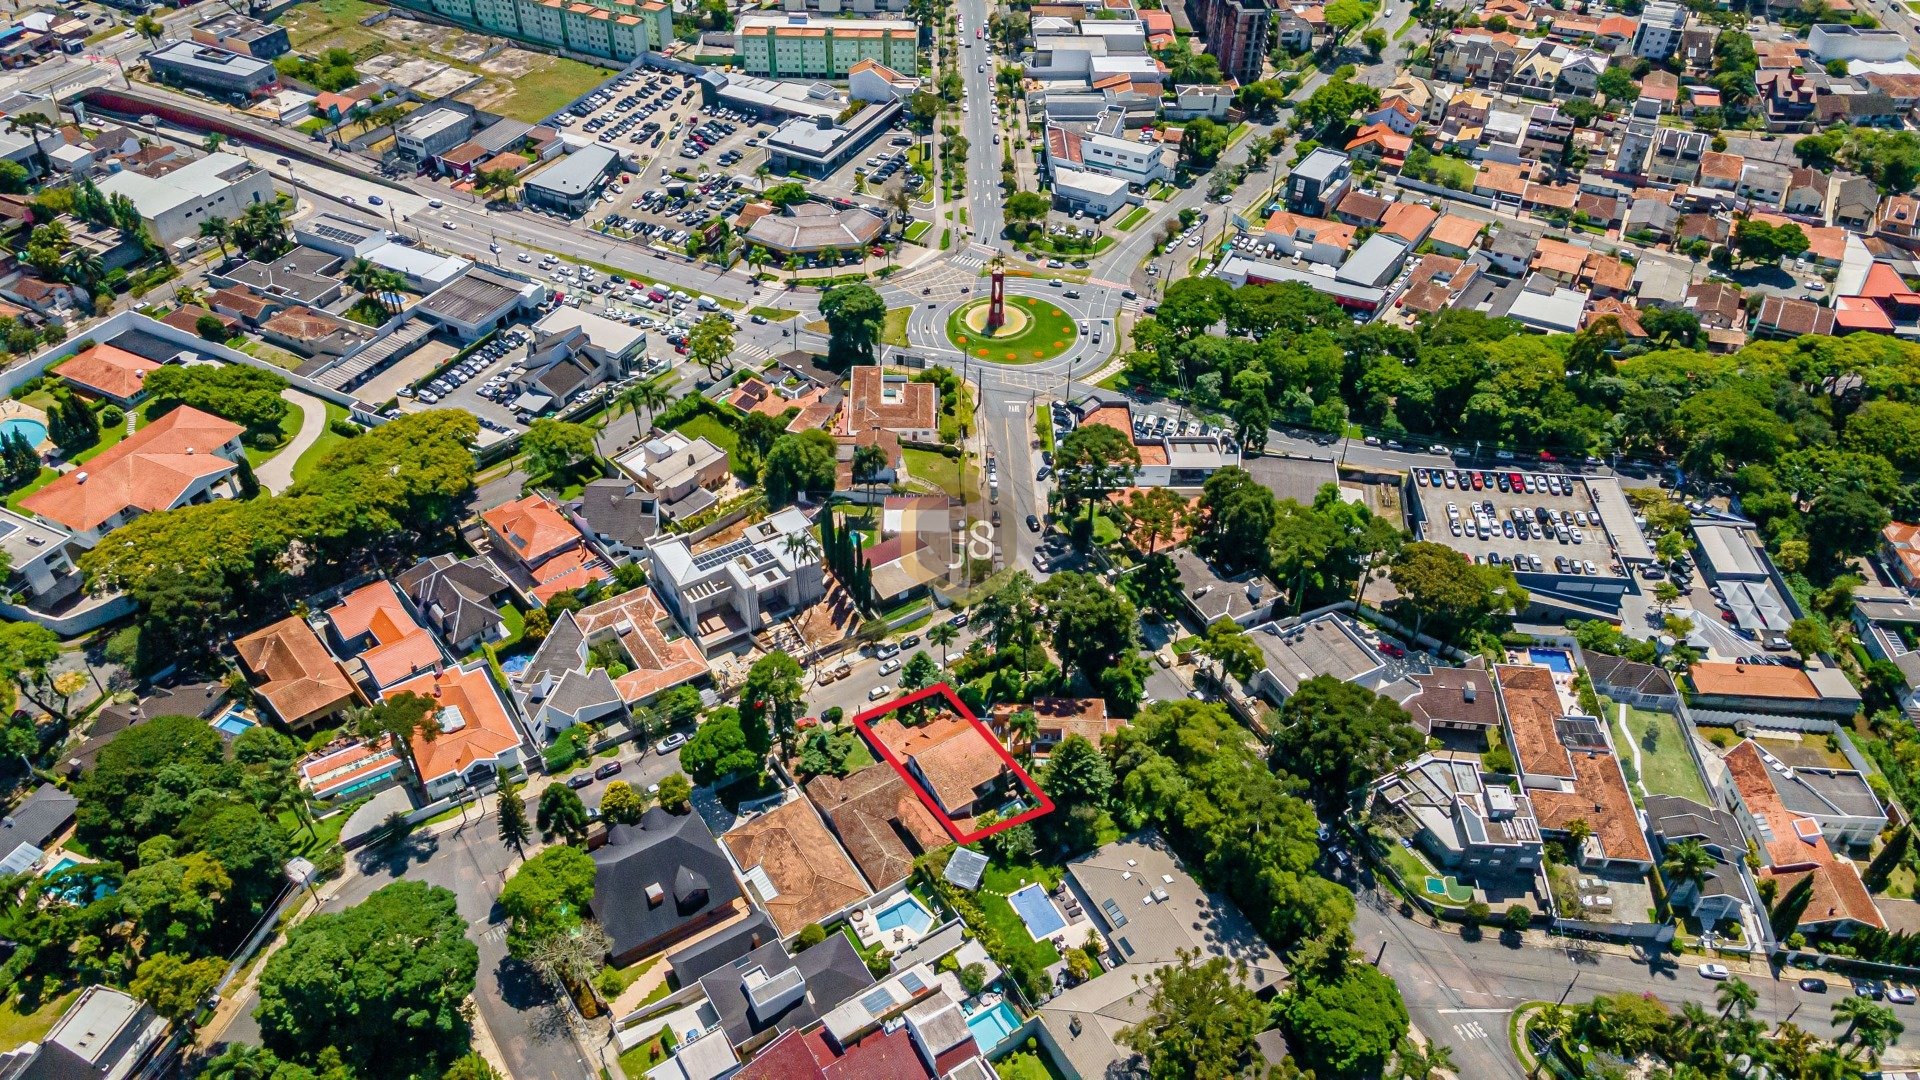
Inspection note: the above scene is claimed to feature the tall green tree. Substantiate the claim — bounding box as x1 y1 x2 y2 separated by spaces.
498 845 597 958
1118 951 1270 1079
819 283 887 368
740 651 806 758
535 784 591 846
1270 675 1425 812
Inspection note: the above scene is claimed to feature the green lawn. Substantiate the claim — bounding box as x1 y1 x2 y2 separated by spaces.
844 737 876 772
947 295 1078 365
1606 695 1711 804
1430 157 1477 190
485 58 619 124
667 413 740 456
618 1027 677 1080
904 220 934 243
0 988 77 1051
1114 205 1152 232
245 399 307 469
882 306 912 348
979 858 1065 969
903 448 975 501
290 402 353 485
236 339 310 372
939 228 952 251
280 806 348 859
750 305 800 320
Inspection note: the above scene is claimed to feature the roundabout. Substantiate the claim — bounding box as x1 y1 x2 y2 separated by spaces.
946 294 1078 365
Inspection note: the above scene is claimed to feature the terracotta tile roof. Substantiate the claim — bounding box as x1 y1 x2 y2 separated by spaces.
1428 213 1482 252
787 398 837 433
54 343 161 401
160 305 237 336
1723 740 1883 928
326 581 441 688
1686 281 1744 327
1767 861 1884 931
1531 237 1588 278
805 762 948 889
234 615 357 725
1397 258 1477 314
840 366 937 435
1344 124 1412 158
392 663 523 786
438 141 490 166
22 406 244 533
1380 201 1438 245
525 545 611 604
990 697 1120 748
1530 747 1654 864
261 306 346 342
209 286 273 322
1584 254 1634 294
722 797 871 935
484 493 583 567
1887 522 1920 583
1496 664 1568 777
574 586 705 702
1753 294 1837 338
1689 661 1819 700
1335 189 1390 224
866 712 1009 816
1079 403 1164 465
1585 297 1646 337
1699 150 1745 185
1476 161 1530 197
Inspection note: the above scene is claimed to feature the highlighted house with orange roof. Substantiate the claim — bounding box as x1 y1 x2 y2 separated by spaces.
1496 664 1653 870
393 660 527 798
481 492 611 605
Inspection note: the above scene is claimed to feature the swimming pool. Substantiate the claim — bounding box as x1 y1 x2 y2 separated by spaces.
211 704 257 737
42 855 80 877
966 1000 1021 1054
0 417 47 449
873 895 934 935
500 654 532 675
1528 648 1573 674
1006 882 1068 941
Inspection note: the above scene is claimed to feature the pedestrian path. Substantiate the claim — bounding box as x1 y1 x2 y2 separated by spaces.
951 245 997 269
734 341 774 363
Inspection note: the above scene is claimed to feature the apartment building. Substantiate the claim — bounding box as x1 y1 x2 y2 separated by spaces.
735 14 918 78
1186 0 1272 84
414 0 673 64
1631 1 1686 60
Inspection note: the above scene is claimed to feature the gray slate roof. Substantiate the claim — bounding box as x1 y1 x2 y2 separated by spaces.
696 931 875 1047
590 807 741 959
2 783 76 851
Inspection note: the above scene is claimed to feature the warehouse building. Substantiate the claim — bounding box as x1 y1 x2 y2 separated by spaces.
145 41 278 101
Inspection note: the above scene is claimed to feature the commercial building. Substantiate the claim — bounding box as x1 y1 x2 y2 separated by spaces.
1044 122 1174 188
734 14 918 78
1052 169 1134 218
1809 23 1909 62
522 144 621 214
146 41 278 100
396 106 476 166
415 265 547 341
410 0 673 64
94 151 276 247
760 99 902 178
190 11 290 59
648 506 826 653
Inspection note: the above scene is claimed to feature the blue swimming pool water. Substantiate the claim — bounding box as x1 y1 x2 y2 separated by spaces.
212 705 257 737
42 855 79 877
500 654 532 675
0 417 47 449
1529 648 1574 674
1007 883 1068 941
967 1001 1021 1054
873 895 934 935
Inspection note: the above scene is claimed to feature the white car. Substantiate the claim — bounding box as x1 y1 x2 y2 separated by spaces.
442 220 457 230
428 198 444 208
868 684 893 701
517 252 531 263
1698 963 1731 981
655 732 688 754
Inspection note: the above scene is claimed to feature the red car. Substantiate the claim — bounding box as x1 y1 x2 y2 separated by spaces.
1509 473 1523 488
1376 641 1406 658
1469 473 1484 490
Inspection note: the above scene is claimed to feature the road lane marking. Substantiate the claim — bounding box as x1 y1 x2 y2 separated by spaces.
1452 1021 1491 1041
1437 1008 1511 1014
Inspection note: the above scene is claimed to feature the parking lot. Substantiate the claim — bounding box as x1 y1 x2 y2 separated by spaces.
401 327 530 432
592 173 755 253
1411 467 1629 578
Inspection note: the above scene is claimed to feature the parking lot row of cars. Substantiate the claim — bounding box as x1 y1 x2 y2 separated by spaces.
403 329 528 407
1417 469 1578 497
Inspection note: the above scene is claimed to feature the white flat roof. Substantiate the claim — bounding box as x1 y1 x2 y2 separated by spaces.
96 152 259 219
536 305 647 355
366 240 470 282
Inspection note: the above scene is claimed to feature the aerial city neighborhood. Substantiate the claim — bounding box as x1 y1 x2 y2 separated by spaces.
6 0 1920 1070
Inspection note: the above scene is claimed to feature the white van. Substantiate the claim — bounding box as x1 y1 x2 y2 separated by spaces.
697 296 719 311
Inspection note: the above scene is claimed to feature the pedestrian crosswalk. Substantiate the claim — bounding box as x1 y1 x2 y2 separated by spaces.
734 342 774 363
950 245 998 269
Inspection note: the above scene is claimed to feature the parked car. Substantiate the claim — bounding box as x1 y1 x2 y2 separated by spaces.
1799 978 1829 993
1698 964 1731 981
566 772 594 789
655 732 688 754
594 760 623 780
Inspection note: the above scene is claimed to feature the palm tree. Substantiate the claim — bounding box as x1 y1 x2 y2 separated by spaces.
6 115 53 176
1393 1037 1455 1080
344 257 391 316
132 13 164 49
613 379 672 441
852 442 888 506
1661 838 1716 895
202 131 227 155
1716 976 1759 1020
782 530 821 567
174 283 206 308
199 216 232 260
1834 997 1904 1060
928 620 959 664
65 250 105 294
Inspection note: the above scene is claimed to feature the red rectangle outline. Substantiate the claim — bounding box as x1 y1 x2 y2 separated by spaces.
849 682 1055 844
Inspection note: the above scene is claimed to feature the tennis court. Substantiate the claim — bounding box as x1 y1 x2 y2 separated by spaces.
1007 883 1067 941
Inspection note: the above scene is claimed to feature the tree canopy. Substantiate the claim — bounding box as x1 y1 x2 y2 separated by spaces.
1271 676 1425 811
254 881 478 1078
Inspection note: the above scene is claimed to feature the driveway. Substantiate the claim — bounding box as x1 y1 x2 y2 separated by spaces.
256 389 331 493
